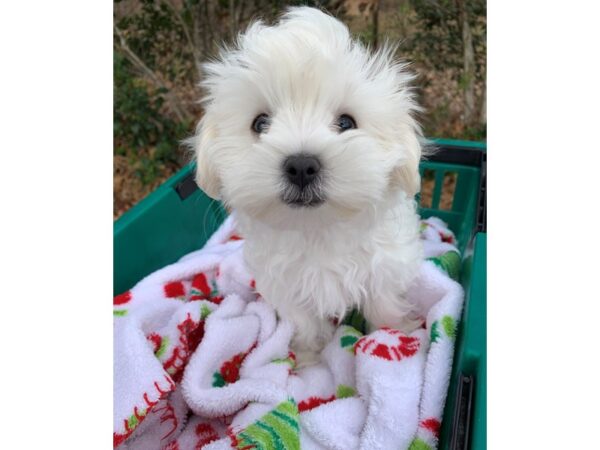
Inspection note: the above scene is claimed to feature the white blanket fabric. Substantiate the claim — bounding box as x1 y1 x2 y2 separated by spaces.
113 215 464 450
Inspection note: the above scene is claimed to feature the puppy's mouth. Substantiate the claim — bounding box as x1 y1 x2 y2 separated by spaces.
286 197 325 208
281 185 325 208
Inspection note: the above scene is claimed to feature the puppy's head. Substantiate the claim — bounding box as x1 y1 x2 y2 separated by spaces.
192 7 422 227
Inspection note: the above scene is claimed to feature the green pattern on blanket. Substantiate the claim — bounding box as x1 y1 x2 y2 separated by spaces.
155 336 169 358
212 372 225 388
336 384 356 398
408 438 433 450
441 315 456 339
339 326 364 353
427 251 461 280
235 399 300 450
430 314 458 343
200 304 212 320
272 354 296 368
430 321 440 343
126 408 147 432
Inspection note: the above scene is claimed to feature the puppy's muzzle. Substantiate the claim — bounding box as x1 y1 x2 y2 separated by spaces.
281 153 324 207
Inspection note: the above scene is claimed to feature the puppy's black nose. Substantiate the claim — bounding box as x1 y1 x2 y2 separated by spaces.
283 154 321 190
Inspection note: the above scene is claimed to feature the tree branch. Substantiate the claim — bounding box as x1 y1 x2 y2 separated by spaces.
164 0 201 64
229 0 236 41
457 0 475 126
114 24 191 123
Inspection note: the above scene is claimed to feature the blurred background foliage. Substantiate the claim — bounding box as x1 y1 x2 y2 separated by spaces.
114 0 486 217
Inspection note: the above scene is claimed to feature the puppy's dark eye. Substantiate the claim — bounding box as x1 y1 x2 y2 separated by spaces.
336 114 357 132
251 113 270 134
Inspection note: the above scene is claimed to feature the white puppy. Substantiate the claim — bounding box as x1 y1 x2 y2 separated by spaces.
192 7 424 365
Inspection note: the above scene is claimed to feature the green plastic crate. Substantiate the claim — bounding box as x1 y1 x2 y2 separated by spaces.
114 138 486 450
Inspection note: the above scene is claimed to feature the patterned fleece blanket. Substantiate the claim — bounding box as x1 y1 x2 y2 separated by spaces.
113 215 464 450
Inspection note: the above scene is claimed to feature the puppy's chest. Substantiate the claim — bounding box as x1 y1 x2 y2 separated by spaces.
246 241 397 316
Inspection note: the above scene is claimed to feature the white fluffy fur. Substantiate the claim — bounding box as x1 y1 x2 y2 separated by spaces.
192 7 424 365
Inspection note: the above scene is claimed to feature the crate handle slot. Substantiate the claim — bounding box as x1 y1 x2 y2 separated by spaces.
476 153 486 233
450 373 475 450
175 172 199 200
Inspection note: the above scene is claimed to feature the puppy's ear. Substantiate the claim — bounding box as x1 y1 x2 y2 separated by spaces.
390 131 422 198
193 114 222 200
